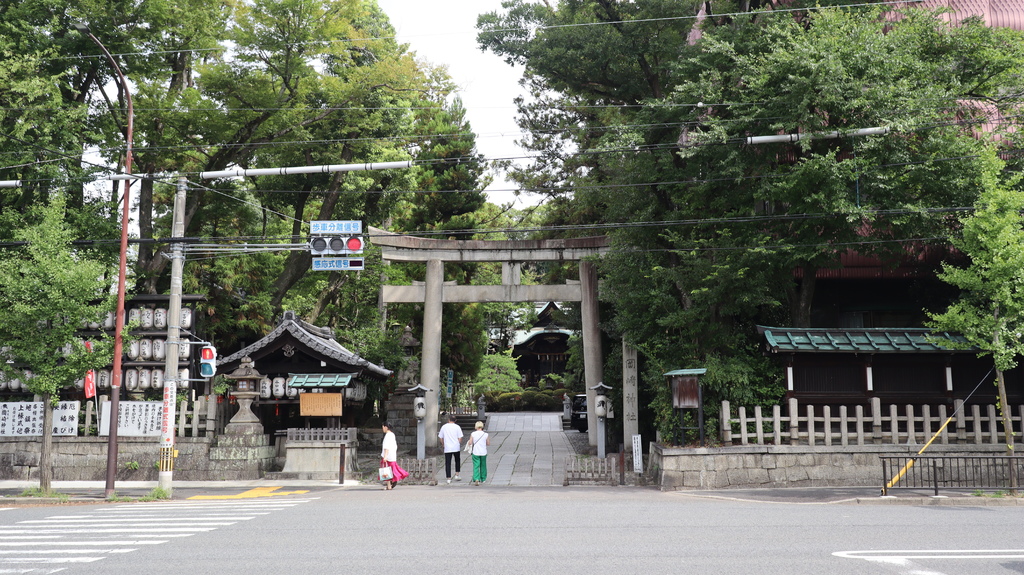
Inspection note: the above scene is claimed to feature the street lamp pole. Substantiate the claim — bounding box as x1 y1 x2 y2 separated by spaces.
72 23 133 498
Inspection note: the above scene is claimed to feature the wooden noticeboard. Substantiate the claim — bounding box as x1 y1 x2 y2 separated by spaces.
300 393 343 416
670 376 701 409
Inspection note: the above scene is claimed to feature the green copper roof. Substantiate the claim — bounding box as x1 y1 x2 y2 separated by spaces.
287 373 355 388
664 369 707 376
758 327 970 353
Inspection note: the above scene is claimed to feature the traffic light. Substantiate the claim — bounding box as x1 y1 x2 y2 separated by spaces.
199 345 217 378
309 236 364 255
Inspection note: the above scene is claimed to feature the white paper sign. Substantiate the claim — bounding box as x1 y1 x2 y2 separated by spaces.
632 434 643 474
0 401 80 436
99 401 162 437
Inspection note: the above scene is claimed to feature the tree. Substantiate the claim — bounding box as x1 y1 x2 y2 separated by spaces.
0 195 115 492
927 151 1024 457
478 2 1024 435
474 349 523 395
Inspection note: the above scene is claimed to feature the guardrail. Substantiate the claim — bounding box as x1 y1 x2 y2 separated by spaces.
880 455 1023 495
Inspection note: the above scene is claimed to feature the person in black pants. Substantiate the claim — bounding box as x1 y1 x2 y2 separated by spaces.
437 414 464 484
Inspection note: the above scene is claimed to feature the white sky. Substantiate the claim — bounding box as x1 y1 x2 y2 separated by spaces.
376 0 535 207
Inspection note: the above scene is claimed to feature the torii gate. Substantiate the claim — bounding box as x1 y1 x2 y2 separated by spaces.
371 227 610 448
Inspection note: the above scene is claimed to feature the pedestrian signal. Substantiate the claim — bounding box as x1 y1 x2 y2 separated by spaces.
199 345 217 378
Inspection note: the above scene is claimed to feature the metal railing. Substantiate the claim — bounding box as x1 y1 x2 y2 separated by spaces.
880 455 1023 496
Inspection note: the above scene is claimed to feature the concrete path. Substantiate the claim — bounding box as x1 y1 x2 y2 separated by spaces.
434 412 573 487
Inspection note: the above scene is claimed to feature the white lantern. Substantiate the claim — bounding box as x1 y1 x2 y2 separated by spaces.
104 311 115 330
128 308 141 326
286 384 298 398
125 369 139 390
139 369 151 389
141 308 154 328
0 372 7 391
179 343 190 359
259 377 272 399
9 377 20 392
97 370 110 389
154 308 168 329
180 308 192 329
179 368 190 389
153 339 166 360
152 369 164 390
139 339 152 360
272 377 286 398
128 340 140 360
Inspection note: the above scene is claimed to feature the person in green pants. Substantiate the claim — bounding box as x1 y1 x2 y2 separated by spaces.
467 420 490 485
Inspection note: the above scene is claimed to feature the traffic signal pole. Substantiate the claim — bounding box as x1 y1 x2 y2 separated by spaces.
158 176 187 494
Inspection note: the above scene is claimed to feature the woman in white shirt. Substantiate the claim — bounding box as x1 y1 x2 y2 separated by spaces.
466 420 490 486
380 422 409 489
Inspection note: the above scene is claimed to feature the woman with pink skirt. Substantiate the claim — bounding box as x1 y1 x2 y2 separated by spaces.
381 421 409 489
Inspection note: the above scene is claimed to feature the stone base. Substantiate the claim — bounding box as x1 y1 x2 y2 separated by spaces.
224 422 265 436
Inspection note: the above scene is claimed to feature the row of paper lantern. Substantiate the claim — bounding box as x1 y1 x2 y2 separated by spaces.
73 369 191 391
126 339 190 361
0 370 33 392
260 377 298 399
83 308 193 331
254 378 368 401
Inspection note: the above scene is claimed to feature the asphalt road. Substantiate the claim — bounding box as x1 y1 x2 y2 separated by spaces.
1 485 1022 575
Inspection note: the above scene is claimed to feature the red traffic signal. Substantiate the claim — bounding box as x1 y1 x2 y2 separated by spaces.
309 236 363 255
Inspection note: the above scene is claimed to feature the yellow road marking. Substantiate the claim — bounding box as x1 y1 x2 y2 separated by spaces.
188 486 309 500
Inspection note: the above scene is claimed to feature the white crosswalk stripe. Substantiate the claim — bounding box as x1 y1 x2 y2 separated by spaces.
0 497 314 573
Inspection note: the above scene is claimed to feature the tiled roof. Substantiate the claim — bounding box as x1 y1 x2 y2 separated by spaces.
757 326 972 353
219 311 391 378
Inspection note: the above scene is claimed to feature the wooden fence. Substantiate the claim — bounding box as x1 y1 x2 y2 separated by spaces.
80 395 218 438
721 398 1023 446
564 455 618 486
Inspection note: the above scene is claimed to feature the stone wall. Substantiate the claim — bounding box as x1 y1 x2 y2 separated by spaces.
0 434 274 482
650 443 1014 490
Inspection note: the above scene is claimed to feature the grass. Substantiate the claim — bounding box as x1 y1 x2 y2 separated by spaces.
971 489 1021 498
16 488 69 502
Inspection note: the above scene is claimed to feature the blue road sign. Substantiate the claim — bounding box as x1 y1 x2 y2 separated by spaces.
312 257 364 271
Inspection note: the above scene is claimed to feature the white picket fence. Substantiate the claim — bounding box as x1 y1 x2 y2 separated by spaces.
721 397 1022 446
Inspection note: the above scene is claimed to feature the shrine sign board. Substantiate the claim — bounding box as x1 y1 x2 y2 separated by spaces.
100 401 162 436
300 393 343 416
0 401 79 436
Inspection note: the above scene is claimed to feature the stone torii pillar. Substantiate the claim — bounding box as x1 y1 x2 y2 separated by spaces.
372 227 610 448
421 259 443 445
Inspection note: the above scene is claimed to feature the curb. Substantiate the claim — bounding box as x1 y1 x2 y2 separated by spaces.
851 496 1024 506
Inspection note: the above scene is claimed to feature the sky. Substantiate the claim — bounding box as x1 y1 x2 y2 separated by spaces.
376 0 534 207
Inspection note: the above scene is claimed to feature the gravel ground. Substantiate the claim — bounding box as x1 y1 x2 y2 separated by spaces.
565 429 591 455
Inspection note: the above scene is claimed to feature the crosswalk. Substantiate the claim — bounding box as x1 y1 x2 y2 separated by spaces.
0 497 314 573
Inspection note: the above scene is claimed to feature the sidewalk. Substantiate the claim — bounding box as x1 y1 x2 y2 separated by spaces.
434 412 574 487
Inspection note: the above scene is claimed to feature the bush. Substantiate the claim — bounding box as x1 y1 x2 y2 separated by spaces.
496 392 523 411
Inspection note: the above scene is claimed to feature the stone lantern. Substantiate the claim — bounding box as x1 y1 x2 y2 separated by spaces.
223 356 264 435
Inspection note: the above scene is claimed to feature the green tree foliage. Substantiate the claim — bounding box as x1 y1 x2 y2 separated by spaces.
478 2 1024 435
927 151 1024 455
0 195 116 491
474 349 523 395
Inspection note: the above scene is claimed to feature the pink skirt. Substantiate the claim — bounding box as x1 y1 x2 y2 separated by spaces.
388 461 410 482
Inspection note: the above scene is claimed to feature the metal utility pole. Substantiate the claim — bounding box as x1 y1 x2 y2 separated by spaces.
158 176 187 494
71 22 134 499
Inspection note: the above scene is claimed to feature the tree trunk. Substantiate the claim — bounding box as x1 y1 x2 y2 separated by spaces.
39 393 53 493
791 265 817 327
995 369 1015 454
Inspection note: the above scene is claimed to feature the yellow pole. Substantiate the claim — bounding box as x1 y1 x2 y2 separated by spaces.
883 416 954 495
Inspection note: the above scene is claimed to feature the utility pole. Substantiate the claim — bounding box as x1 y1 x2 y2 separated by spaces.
158 176 187 494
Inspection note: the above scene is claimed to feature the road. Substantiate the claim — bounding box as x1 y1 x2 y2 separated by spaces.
1 485 1021 575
